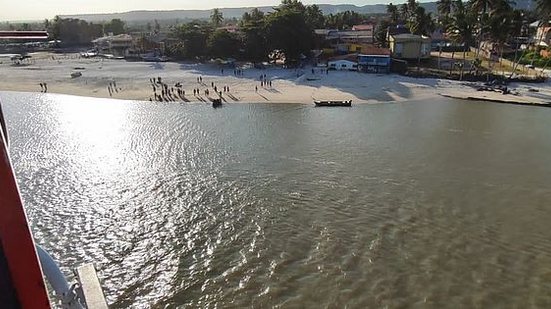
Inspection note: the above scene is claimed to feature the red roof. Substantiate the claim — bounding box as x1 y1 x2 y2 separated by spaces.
328 54 358 62
359 45 390 56
352 24 373 31
0 31 48 40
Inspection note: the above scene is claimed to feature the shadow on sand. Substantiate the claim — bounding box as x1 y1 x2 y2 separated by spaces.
302 71 439 102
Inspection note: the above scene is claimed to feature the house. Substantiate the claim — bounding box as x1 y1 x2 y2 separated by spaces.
352 24 374 32
357 46 391 73
92 34 134 57
135 31 179 56
535 24 551 47
217 25 240 33
316 28 374 44
326 30 374 45
430 28 450 50
327 54 358 71
389 34 431 60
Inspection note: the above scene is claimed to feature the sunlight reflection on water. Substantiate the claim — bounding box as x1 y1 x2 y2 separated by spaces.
2 91 551 308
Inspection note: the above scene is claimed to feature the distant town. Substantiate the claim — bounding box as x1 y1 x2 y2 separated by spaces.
0 0 550 81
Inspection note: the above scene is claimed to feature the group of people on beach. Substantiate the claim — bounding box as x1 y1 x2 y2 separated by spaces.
107 81 119 97
259 74 273 88
148 76 233 103
39 83 48 93
149 77 184 102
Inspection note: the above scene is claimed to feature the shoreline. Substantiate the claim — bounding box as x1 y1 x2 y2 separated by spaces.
1 52 550 105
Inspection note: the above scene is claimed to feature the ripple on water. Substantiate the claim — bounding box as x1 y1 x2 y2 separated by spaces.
2 92 551 308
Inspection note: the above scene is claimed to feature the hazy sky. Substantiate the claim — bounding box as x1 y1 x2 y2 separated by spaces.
1 0 410 22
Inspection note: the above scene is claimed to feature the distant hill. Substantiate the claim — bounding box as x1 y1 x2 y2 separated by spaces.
60 3 432 23
60 1 534 23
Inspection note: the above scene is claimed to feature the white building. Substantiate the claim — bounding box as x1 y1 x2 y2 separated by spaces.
328 59 358 71
92 34 134 57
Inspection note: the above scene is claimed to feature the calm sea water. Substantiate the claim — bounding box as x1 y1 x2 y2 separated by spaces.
2 91 551 308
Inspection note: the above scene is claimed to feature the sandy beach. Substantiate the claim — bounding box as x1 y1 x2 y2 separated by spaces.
1 51 551 104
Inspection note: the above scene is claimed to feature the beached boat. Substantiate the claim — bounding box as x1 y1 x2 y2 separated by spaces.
71 71 82 78
212 98 222 107
314 100 352 107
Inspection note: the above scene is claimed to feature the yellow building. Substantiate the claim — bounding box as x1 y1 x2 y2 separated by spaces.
389 34 431 60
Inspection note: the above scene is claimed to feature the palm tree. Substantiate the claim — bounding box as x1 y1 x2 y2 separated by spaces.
387 3 399 24
409 6 434 36
437 0 453 16
447 0 475 79
210 8 223 27
437 0 453 29
535 0 551 19
400 3 410 21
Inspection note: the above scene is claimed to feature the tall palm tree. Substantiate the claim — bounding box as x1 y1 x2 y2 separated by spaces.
400 3 410 21
437 0 453 16
210 8 223 27
437 0 453 29
447 0 475 79
387 3 399 24
535 0 551 20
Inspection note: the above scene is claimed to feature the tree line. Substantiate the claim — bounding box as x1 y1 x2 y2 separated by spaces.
3 0 550 65
168 0 376 63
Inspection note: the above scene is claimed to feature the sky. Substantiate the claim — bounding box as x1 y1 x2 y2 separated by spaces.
1 0 413 22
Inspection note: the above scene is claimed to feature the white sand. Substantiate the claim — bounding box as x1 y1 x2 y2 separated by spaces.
1 52 549 104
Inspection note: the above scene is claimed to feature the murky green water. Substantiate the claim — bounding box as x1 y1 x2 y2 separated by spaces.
2 91 551 308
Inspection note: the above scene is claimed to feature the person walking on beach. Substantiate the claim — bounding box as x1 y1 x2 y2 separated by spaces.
255 86 258 92
43 83 47 93
39 83 43 92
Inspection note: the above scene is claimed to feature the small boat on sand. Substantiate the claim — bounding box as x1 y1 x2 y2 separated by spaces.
314 100 352 107
70 71 82 78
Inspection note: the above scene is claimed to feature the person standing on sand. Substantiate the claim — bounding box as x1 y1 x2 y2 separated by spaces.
39 83 43 92
255 86 258 92
44 83 47 93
